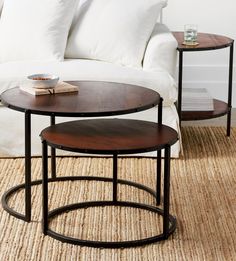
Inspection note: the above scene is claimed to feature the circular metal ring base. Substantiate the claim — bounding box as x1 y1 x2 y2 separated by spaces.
1 176 157 221
46 200 176 248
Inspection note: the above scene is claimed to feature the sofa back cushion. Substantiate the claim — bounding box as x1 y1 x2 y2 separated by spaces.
65 0 167 68
0 0 79 63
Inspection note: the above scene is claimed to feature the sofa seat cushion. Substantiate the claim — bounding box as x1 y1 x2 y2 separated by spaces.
0 59 177 105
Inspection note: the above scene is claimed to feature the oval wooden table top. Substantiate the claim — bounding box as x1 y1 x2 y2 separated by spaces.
172 32 233 51
0 81 161 117
41 119 178 154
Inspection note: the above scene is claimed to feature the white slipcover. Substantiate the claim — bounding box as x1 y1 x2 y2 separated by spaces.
0 23 180 157
0 59 177 106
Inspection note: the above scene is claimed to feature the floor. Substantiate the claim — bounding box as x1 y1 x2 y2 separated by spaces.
182 108 236 127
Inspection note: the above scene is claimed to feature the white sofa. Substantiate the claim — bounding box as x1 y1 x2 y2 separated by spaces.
0 0 180 157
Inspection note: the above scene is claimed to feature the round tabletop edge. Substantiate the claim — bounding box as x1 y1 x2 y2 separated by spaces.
172 31 234 51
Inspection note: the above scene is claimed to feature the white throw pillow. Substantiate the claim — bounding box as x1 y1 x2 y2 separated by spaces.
65 0 167 68
0 0 79 63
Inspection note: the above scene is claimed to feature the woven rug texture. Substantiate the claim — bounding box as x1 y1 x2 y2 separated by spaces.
0 126 235 261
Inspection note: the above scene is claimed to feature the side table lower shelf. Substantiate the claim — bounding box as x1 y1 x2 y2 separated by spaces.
181 99 229 121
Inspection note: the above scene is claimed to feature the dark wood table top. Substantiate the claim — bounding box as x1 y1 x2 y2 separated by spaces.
41 119 178 154
172 32 233 51
0 81 161 117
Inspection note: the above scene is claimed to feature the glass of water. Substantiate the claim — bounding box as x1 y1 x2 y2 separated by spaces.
184 24 198 45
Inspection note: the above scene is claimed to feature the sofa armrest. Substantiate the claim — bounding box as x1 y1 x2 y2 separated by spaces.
143 23 177 77
0 0 3 17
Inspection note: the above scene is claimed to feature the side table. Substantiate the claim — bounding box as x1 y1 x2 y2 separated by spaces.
40 118 178 248
173 32 234 136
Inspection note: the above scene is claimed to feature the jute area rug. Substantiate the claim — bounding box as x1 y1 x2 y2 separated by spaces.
0 126 235 261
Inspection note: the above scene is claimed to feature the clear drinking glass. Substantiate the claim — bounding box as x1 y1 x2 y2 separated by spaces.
184 24 198 45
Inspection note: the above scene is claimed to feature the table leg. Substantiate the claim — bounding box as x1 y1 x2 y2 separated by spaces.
158 98 163 125
163 145 171 238
50 115 56 179
156 150 161 205
227 43 234 136
2 111 33 222
177 51 183 125
113 153 118 202
156 97 163 205
42 141 49 234
25 111 32 222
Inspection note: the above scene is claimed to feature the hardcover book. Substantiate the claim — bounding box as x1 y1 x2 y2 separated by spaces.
182 88 214 111
20 82 78 96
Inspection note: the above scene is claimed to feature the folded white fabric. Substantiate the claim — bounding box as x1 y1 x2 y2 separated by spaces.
65 0 167 68
0 0 79 63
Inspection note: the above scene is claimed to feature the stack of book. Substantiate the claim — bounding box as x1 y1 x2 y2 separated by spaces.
182 88 214 111
20 82 79 96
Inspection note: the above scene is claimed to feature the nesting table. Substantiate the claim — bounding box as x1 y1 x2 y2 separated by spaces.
1 81 178 248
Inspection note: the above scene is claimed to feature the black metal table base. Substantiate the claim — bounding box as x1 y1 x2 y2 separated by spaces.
2 179 42 221
2 174 176 247
41 142 176 248
46 200 176 248
1 114 57 222
1 175 158 222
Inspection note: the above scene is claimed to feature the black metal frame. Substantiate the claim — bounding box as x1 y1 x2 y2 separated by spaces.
40 100 177 248
177 41 234 136
1 113 57 222
1 111 31 221
41 141 176 248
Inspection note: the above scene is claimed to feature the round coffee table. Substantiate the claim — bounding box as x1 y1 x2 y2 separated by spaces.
41 119 178 248
1 81 162 222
